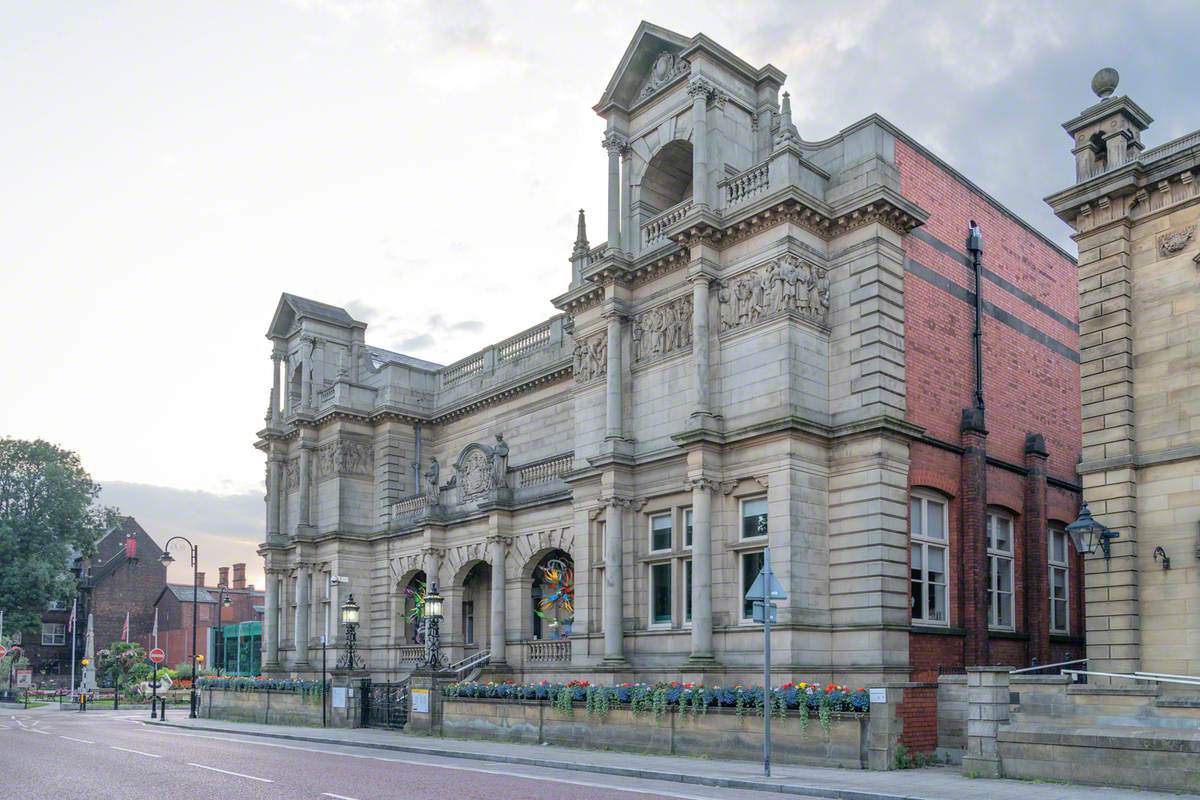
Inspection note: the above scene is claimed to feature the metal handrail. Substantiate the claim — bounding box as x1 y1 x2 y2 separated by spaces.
1062 669 1200 687
449 650 490 679
1010 658 1087 674
1135 671 1200 683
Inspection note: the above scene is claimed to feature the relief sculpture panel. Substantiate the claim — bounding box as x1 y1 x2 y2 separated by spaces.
572 332 607 383
632 295 692 363
316 437 374 479
718 254 829 333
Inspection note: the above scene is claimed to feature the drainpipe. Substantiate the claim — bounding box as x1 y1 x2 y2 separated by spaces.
967 221 985 416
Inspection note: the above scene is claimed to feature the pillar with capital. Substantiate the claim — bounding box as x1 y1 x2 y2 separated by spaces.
267 454 283 539
602 132 627 251
270 344 285 425
688 77 713 210
602 496 629 663
604 308 624 442
488 536 509 665
297 443 313 528
263 569 280 669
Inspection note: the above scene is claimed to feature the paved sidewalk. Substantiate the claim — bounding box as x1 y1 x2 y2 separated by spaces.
145 715 1190 800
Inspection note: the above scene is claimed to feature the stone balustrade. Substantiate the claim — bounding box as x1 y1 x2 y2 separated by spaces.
525 639 571 663
586 243 608 266
497 320 554 362
440 353 486 387
720 161 769 208
641 199 693 250
398 645 425 666
515 453 573 488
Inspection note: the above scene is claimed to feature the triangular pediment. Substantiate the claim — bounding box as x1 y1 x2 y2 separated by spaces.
266 293 361 339
595 21 692 113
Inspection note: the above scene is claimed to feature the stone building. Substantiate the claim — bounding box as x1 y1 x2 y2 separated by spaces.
256 23 1083 710
1047 70 1200 679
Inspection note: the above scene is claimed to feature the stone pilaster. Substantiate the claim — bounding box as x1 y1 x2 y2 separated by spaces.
960 410 990 666
602 132 627 251
961 667 1010 779
603 309 624 442
270 345 284 425
1022 433 1050 666
687 478 715 662
263 569 280 669
602 496 630 663
267 455 283 538
688 77 712 210
297 444 313 528
294 565 310 666
488 535 509 665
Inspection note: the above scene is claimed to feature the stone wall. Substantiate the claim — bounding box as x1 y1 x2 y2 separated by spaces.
197 687 326 727
441 697 867 769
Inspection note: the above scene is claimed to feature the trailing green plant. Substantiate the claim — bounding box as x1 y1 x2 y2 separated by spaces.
818 694 833 733
585 685 613 718
650 685 669 720
796 697 810 735
734 688 748 718
553 685 574 716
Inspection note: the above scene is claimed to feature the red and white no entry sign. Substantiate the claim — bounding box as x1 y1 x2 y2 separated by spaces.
0 644 7 659
148 647 166 664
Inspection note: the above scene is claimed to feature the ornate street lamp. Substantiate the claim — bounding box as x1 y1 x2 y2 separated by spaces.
160 536 200 717
215 586 232 676
423 585 444 669
337 594 363 671
1066 502 1120 561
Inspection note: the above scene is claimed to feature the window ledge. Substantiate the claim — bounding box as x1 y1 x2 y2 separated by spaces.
1049 633 1085 645
727 538 768 553
988 629 1029 641
910 625 965 637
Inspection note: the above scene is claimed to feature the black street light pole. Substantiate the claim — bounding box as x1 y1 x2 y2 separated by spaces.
215 586 231 676
160 536 200 718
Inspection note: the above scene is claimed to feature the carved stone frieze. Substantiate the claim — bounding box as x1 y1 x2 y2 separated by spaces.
632 295 692 363
285 458 299 491
572 332 607 383
717 254 829 333
639 51 690 99
316 437 374 479
1158 226 1195 257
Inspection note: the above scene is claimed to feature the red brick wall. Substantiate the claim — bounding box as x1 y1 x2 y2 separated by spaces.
898 685 939 754
897 136 1083 675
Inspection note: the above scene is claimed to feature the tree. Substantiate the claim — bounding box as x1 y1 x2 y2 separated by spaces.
0 438 114 632
96 641 146 691
0 634 29 692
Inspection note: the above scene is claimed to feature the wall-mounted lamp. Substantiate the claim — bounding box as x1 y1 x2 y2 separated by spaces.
1066 502 1120 561
1153 546 1171 571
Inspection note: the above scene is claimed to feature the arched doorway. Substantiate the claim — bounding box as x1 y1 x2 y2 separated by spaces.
640 140 693 214
531 550 574 640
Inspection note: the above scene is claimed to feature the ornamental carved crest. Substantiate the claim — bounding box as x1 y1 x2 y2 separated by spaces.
1158 226 1195 258
638 51 690 99
457 446 492 502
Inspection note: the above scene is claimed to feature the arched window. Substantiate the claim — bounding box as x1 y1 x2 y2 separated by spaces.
531 550 573 640
641 140 693 214
910 490 949 625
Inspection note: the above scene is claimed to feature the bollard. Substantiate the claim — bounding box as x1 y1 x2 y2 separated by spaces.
159 697 166 721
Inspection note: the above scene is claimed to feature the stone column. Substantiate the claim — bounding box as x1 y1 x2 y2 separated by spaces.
298 445 312 527
962 667 1010 779
604 311 624 441
690 275 711 418
688 78 712 209
264 571 280 668
294 566 310 666
602 133 626 250
603 497 628 662
488 536 508 665
267 457 283 538
960 409 990 666
620 147 633 254
270 351 282 425
1023 433 1050 666
688 478 714 662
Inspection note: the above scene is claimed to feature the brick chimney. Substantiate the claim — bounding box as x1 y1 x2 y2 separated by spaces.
219 566 229 587
195 572 206 587
232 563 246 590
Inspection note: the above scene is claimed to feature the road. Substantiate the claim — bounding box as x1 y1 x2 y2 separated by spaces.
0 707 817 800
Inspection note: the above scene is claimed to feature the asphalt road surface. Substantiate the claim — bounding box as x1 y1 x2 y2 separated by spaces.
1 707 819 800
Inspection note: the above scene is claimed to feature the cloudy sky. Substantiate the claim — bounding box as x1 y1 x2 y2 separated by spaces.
3 1 1197 585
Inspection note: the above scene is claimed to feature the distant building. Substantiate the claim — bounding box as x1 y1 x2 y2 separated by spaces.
155 563 264 671
22 517 165 685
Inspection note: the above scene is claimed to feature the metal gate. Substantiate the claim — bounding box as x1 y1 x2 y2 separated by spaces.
362 680 410 729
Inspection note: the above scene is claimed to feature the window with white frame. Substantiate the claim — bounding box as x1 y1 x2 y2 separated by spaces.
41 623 66 646
462 601 475 644
987 510 1015 629
684 508 693 548
910 491 948 625
649 513 673 552
741 497 768 539
1049 525 1070 634
740 550 765 620
649 562 672 625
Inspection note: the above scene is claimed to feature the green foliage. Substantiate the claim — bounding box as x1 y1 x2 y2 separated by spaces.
0 438 114 632
650 686 669 720
96 641 146 690
585 685 613 717
892 744 942 769
552 686 574 716
818 694 832 733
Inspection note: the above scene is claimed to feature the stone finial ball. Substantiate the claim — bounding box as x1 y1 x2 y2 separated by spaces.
1091 67 1119 99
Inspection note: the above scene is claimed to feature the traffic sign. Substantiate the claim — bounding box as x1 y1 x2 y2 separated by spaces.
745 569 788 602
751 601 777 624
148 648 165 664
0 644 7 659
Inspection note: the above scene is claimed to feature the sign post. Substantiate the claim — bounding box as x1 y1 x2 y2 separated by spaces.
745 547 787 778
148 647 165 719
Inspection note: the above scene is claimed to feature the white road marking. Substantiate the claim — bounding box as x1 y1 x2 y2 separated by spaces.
187 763 273 783
142 728 743 800
110 746 161 758
28 728 51 734
322 794 360 800
60 736 95 744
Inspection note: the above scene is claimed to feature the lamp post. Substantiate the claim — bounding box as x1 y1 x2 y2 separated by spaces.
159 536 200 718
337 595 362 671
215 586 232 676
79 657 88 712
423 585 444 669
1066 502 1120 562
